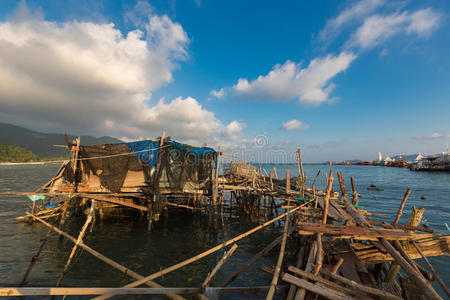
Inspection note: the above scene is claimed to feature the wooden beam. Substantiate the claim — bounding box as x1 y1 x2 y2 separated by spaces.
282 273 355 300
319 268 403 300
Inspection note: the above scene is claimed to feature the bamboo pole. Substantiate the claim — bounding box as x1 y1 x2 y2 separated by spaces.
273 166 278 180
60 136 80 225
322 170 334 225
286 170 290 194
93 203 310 300
385 263 401 283
26 213 184 300
350 176 358 206
287 266 369 298
337 172 348 202
286 240 306 300
312 184 317 209
270 172 274 191
56 200 95 287
0 286 282 296
21 227 52 285
296 237 317 300
296 149 304 181
412 242 450 297
202 244 238 288
379 239 442 299
332 257 344 274
338 193 442 299
393 188 411 225
266 214 290 300
283 274 353 300
220 230 294 287
314 233 323 275
213 146 221 206
320 268 403 300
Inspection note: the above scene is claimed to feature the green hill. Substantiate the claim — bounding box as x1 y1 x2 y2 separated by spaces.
0 123 122 158
0 143 39 162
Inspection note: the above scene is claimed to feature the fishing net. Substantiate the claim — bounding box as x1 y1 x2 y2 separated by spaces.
66 140 217 194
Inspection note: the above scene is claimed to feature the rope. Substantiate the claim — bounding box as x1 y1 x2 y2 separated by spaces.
21 144 171 165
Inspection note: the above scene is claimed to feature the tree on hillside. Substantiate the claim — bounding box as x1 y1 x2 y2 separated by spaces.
0 143 38 162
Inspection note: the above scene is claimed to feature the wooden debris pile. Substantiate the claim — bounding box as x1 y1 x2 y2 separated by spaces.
2 147 449 299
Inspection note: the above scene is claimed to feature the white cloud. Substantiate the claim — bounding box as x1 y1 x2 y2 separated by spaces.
348 8 441 49
281 120 309 131
0 2 236 144
210 88 225 98
414 133 450 140
233 52 356 105
319 0 385 41
220 120 245 140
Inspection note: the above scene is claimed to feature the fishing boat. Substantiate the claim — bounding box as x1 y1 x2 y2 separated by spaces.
410 152 450 172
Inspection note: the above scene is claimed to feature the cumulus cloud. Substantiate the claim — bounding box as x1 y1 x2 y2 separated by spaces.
233 52 356 105
281 120 309 131
319 0 385 41
414 133 450 140
220 120 245 140
210 88 225 98
0 2 238 144
347 8 441 49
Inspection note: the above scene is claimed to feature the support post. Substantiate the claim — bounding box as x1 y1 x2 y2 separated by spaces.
350 176 358 206
322 170 334 225
393 188 411 225
286 170 290 194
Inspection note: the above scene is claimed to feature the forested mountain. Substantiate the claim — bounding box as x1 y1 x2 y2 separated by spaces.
0 123 122 158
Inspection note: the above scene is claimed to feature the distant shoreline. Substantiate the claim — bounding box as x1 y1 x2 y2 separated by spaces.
0 161 60 165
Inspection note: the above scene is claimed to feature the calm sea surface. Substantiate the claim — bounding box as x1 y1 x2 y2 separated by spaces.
0 164 449 299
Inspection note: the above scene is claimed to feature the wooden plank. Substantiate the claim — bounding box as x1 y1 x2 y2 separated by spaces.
296 222 438 241
0 287 198 296
288 266 369 298
282 273 355 300
320 268 402 300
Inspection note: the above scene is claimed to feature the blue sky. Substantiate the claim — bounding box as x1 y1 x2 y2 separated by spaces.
0 0 449 162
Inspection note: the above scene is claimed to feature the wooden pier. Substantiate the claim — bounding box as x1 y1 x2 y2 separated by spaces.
2 139 449 299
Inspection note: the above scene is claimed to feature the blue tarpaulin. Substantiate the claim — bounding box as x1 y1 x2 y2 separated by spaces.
121 140 160 167
119 139 216 167
168 141 216 156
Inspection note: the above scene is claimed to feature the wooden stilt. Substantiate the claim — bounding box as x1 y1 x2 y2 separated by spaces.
21 227 52 285
202 244 238 288
266 214 290 300
93 204 310 300
322 170 334 225
413 242 450 297
393 188 411 225
26 213 185 300
56 200 95 287
350 176 358 206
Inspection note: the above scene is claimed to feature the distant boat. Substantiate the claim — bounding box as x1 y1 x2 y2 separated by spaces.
410 152 450 172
